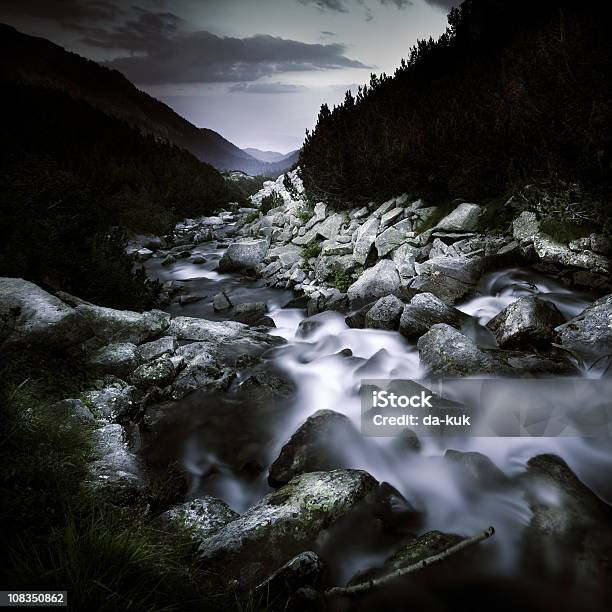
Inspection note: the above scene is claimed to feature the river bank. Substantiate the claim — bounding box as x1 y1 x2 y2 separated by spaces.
2 170 612 610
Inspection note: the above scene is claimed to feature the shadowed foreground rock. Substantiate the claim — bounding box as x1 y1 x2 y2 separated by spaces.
268 410 363 487
521 454 612 587
197 469 378 586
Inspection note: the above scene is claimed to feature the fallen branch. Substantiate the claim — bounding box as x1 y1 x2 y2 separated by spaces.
302 526 495 600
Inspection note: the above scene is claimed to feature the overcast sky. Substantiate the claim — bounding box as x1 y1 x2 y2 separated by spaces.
1 0 457 152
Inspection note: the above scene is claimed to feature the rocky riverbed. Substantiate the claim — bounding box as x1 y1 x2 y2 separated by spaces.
3 169 612 608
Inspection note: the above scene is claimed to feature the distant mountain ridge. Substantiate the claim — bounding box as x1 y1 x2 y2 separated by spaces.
0 24 298 176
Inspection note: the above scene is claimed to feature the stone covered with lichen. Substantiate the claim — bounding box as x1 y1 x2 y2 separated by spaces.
197 469 378 586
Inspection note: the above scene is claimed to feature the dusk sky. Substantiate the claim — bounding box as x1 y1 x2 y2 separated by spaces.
0 0 457 152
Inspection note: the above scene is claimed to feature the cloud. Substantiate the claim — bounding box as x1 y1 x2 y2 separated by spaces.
423 0 460 9
0 0 120 22
320 30 336 38
229 82 307 94
299 0 413 12
101 30 367 84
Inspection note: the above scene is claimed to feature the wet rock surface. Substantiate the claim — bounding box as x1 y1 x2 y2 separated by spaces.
197 469 379 586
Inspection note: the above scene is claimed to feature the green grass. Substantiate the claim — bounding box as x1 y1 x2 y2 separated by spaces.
0 350 233 610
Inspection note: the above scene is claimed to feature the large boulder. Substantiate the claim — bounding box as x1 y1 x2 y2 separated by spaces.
87 424 148 505
533 234 610 273
521 454 612 585
170 352 228 400
87 342 139 377
364 295 404 330
160 496 238 542
418 324 577 376
418 324 499 376
76 304 170 344
197 469 378 586
347 260 400 309
487 296 565 349
0 277 92 349
268 410 362 487
349 530 465 586
555 294 612 360
81 380 141 423
374 219 412 257
410 256 484 304
130 355 176 389
400 292 469 339
513 211 540 242
218 239 269 273
435 203 482 232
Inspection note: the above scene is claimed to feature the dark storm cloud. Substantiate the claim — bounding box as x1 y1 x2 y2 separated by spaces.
77 8 182 52
103 31 367 84
0 0 121 23
229 82 306 94
299 0 413 13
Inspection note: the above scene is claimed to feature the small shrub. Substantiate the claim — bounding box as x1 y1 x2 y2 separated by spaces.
302 241 322 260
244 211 259 224
332 267 352 293
259 191 284 215
297 205 314 223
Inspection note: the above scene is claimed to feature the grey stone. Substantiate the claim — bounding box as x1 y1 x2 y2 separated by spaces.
435 203 482 232
269 244 303 267
314 254 356 283
372 198 397 218
400 292 469 339
76 304 170 344
81 382 140 422
218 239 269 273
347 260 400 309
197 469 378 586
487 296 565 349
161 254 176 266
255 551 324 600
555 294 612 360
261 261 282 277
233 302 268 325
375 219 413 257
171 352 228 400
590 233 611 255
380 207 403 228
417 324 501 376
364 295 404 330
533 234 610 273
213 291 233 311
418 324 577 376
317 213 345 240
87 424 148 505
0 277 92 349
321 241 353 256
49 398 95 427
521 454 612 585
349 530 464 587
353 217 380 264
160 496 238 541
444 450 509 487
136 336 178 362
130 355 176 388
88 342 138 376
268 410 362 487
410 256 484 304
513 211 540 242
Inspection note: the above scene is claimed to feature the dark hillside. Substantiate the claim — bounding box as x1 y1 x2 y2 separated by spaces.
300 0 612 208
0 84 228 309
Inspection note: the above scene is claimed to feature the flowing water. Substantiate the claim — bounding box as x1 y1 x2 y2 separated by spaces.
144 237 612 585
